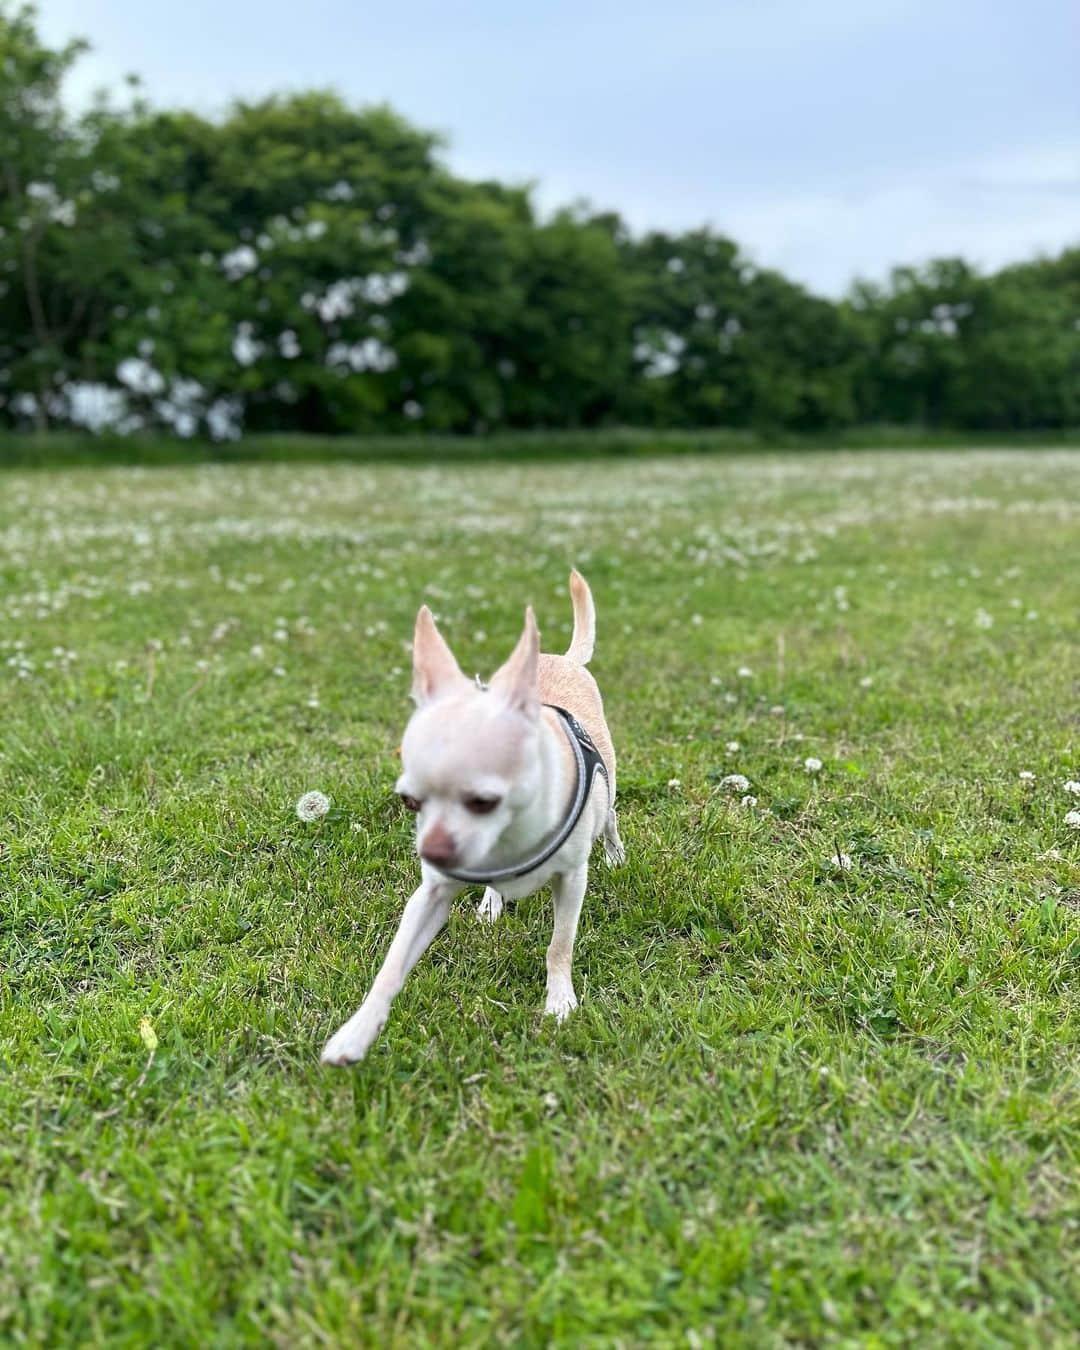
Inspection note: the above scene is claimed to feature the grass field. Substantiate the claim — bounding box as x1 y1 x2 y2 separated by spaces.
2 448 1079 1346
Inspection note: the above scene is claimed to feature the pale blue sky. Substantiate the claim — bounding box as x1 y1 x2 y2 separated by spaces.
37 0 1080 294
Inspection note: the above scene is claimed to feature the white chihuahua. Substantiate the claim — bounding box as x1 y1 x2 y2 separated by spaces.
321 570 624 1065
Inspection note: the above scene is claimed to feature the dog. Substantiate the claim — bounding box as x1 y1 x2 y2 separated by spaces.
321 570 624 1065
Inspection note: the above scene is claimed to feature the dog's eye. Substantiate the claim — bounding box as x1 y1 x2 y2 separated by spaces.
464 795 501 815
398 794 422 813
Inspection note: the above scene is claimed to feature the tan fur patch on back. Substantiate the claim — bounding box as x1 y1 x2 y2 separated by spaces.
538 654 616 796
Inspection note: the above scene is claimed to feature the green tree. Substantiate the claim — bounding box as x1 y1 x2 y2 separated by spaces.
849 254 1080 429
0 1 88 426
620 229 859 429
0 2 1075 440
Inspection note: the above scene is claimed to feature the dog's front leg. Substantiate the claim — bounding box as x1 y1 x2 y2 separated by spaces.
545 863 588 1021
321 876 460 1065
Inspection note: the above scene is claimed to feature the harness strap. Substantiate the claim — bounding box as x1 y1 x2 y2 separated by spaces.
441 705 609 885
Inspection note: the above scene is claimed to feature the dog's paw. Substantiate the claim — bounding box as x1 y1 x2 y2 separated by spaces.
320 1004 387 1066
477 887 504 924
544 982 578 1022
603 834 626 867
603 812 626 867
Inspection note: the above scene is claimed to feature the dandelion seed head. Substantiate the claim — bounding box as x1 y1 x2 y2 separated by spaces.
296 790 331 822
804 756 823 773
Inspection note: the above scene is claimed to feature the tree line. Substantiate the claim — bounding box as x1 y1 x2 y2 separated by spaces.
1 3 1077 440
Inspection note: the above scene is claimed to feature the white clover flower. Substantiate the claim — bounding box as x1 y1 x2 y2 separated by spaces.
769 705 785 716
1064 781 1080 797
859 676 874 689
974 609 994 630
828 850 853 872
804 757 823 773
691 613 703 626
737 666 753 679
1018 771 1035 783
726 740 741 753
740 794 757 808
721 773 750 793
1065 810 1080 830
296 790 331 823
667 777 682 789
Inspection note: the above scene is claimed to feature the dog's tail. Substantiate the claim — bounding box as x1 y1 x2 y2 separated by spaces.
565 569 596 664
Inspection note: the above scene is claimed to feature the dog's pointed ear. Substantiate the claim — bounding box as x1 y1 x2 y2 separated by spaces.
411 605 467 705
491 605 540 718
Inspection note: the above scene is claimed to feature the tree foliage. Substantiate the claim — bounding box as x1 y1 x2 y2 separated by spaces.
1 3 1076 437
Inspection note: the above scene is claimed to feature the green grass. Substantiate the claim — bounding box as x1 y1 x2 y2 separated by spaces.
1 448 1078 1346
3 423 1080 468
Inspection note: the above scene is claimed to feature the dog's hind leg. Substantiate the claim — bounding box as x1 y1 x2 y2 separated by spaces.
477 887 504 923
602 810 625 867
545 863 588 1020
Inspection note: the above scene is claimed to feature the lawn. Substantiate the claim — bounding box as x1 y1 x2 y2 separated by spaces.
1 447 1078 1346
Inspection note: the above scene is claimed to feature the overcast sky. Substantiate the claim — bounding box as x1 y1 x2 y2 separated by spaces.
36 0 1080 295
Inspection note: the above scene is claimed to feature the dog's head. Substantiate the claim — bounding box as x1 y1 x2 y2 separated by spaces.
395 605 542 872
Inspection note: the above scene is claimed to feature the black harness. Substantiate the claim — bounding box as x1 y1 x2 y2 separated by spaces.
441 705 609 886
